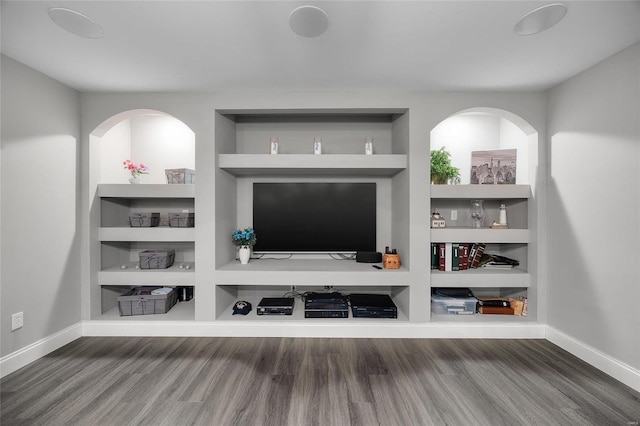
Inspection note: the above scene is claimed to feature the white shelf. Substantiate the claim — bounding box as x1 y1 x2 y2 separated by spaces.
431 313 536 323
96 299 195 321
431 228 530 243
218 154 407 176
430 184 531 199
98 184 195 198
216 259 410 286
99 263 195 285
98 227 195 242
430 268 530 288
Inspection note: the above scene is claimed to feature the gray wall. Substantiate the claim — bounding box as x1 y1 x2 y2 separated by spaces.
546 43 640 371
1 55 81 357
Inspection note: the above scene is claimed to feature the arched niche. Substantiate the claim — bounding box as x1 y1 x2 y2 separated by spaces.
90 109 195 184
430 107 538 185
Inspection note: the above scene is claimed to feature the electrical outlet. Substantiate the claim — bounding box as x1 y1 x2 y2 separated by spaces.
451 210 458 220
11 312 23 331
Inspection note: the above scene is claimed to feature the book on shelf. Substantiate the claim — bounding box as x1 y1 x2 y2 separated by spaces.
478 253 520 269
479 305 515 315
431 244 439 270
470 243 486 269
476 296 510 307
435 243 522 272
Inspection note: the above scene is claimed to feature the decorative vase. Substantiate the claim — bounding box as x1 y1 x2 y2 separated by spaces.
238 246 251 265
128 174 141 184
470 200 485 228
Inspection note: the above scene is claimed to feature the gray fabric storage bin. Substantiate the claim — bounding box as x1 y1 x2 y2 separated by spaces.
139 249 175 269
168 212 195 227
129 212 160 227
118 288 177 316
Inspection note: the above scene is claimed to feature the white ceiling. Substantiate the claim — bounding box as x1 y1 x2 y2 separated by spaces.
2 1 639 93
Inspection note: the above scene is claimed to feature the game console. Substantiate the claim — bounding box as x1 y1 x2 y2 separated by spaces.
349 293 398 319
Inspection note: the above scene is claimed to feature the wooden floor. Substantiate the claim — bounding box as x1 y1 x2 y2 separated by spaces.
2 337 639 426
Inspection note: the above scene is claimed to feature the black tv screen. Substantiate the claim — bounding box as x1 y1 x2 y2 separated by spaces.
253 183 376 253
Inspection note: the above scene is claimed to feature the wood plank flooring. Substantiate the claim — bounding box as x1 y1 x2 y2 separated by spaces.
2 337 639 425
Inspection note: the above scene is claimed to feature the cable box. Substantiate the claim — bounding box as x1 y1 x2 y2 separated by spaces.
304 292 349 318
257 297 294 315
349 293 398 319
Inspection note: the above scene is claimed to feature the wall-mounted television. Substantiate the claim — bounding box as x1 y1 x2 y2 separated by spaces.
253 182 376 253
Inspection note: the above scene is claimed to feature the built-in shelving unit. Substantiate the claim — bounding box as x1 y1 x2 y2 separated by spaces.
430 183 534 319
95 183 196 318
85 103 541 337
213 108 412 322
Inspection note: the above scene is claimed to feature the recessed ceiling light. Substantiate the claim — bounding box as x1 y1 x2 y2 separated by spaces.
289 5 329 38
514 3 567 36
48 7 104 39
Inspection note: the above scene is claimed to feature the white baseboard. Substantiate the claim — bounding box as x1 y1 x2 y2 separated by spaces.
546 326 640 393
0 323 83 379
81 319 546 339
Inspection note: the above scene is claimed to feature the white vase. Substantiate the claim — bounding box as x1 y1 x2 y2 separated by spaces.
238 246 251 265
129 175 141 184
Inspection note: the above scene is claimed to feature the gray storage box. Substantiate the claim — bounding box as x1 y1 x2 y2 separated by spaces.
118 288 177 316
431 294 477 315
129 212 160 227
165 168 195 184
139 249 175 269
168 212 195 227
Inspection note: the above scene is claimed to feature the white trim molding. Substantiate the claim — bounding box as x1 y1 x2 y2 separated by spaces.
546 326 640 393
0 323 82 379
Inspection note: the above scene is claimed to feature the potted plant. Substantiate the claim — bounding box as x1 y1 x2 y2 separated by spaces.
430 147 460 184
232 227 257 264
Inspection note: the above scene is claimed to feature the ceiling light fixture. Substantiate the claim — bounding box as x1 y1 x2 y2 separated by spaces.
48 7 104 39
514 3 567 36
289 5 329 38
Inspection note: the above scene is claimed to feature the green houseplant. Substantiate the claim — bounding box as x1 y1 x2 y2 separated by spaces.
430 147 461 184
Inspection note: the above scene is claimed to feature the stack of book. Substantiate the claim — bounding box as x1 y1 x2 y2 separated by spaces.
431 243 520 272
476 296 528 315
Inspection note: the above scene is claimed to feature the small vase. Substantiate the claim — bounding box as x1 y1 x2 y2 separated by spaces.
470 200 485 228
128 175 141 184
238 246 251 265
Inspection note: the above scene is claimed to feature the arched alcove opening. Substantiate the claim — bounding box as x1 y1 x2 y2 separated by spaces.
431 107 538 186
91 109 195 184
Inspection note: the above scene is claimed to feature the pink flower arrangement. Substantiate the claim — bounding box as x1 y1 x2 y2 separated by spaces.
123 160 149 176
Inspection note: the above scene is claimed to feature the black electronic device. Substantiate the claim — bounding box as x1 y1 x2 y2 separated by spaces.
356 251 382 263
349 293 398 319
253 183 376 253
304 292 349 318
257 297 295 315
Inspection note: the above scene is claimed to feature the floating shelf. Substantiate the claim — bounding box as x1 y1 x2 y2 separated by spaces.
98 184 195 198
430 228 530 243
430 184 531 199
218 154 407 176
98 227 195 242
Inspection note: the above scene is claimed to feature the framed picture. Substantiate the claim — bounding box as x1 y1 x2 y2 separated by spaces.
470 149 517 184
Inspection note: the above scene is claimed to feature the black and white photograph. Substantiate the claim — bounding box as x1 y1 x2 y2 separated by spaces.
470 149 517 184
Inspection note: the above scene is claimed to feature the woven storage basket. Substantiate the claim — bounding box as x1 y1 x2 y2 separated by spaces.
118 288 177 316
139 249 175 269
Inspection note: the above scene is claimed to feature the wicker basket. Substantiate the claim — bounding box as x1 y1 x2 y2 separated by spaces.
139 249 175 269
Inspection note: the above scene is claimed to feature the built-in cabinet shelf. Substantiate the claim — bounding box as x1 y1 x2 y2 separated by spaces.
97 183 196 291
219 154 407 176
88 105 540 334
430 184 533 318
